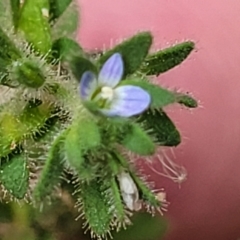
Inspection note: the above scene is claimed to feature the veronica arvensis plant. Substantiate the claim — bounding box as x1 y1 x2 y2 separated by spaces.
0 0 197 238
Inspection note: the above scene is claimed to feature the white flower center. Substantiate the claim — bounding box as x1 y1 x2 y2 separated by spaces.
100 86 114 101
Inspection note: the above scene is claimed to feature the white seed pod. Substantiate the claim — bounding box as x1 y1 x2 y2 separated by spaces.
117 171 142 211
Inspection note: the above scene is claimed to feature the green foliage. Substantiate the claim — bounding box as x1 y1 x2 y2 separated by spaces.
51 37 83 61
121 122 155 155
0 154 29 199
139 109 181 146
18 0 52 54
108 177 127 224
98 32 152 76
33 130 66 202
130 172 160 208
0 1 197 239
176 92 198 108
70 56 97 80
64 117 101 181
140 41 195 75
78 180 112 238
49 0 72 21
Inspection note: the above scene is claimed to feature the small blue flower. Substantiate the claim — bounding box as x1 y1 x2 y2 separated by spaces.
79 53 151 117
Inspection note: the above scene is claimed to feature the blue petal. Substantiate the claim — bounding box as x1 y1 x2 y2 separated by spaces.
100 85 151 117
98 53 124 88
79 71 97 100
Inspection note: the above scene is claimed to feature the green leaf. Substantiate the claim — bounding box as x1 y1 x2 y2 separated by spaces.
98 32 152 76
78 180 112 238
49 0 72 21
69 56 97 81
0 154 29 199
121 122 155 155
51 1 79 40
18 0 52 54
51 37 83 61
108 177 127 224
64 117 101 180
113 213 168 240
140 41 195 75
121 80 176 109
176 92 198 108
10 0 21 29
139 109 181 146
33 130 67 202
130 172 160 208
0 101 52 158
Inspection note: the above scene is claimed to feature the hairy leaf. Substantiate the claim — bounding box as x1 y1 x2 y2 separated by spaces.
141 41 195 75
0 154 29 199
33 130 67 202
121 122 155 155
78 180 112 238
51 37 83 61
18 0 52 53
69 56 97 81
65 117 101 180
98 32 152 76
138 109 181 146
176 92 198 108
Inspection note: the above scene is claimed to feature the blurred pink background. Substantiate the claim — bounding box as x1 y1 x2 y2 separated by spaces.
77 1 240 239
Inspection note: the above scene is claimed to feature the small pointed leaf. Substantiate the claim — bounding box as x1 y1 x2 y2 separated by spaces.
130 172 160 208
176 92 198 108
64 117 101 180
70 56 97 81
121 122 155 155
51 37 83 61
138 109 181 146
78 180 112 237
33 130 67 202
99 32 152 76
140 41 195 75
108 177 128 224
